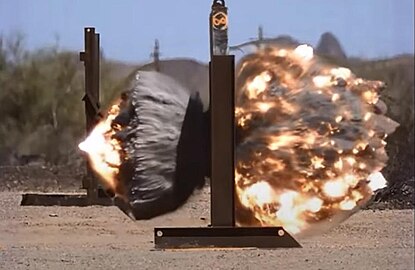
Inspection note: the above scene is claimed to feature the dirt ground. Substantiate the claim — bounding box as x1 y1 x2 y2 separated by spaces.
0 188 413 270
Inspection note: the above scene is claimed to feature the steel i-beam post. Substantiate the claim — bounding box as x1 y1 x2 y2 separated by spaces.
210 55 235 226
80 27 101 202
20 28 111 207
154 1 301 248
209 0 234 227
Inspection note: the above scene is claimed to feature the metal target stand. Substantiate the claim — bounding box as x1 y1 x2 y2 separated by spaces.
20 27 111 207
20 1 301 249
153 1 301 249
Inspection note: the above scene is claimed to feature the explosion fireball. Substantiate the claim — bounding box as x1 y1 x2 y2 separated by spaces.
79 44 398 235
234 44 398 235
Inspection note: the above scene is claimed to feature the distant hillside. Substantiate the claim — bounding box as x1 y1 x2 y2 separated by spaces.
316 32 347 60
230 32 348 61
230 35 300 53
137 59 209 111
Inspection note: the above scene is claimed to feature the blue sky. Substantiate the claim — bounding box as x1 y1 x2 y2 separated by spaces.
0 0 413 63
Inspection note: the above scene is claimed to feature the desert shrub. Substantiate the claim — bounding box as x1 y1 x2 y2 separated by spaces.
0 35 134 164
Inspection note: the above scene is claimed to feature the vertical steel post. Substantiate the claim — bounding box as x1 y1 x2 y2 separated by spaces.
80 27 101 201
210 55 235 227
153 2 301 249
209 0 234 227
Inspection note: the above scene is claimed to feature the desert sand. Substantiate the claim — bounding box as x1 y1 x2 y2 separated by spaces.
0 188 413 270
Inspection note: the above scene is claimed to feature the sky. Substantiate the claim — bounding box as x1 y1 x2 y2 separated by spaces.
0 0 413 63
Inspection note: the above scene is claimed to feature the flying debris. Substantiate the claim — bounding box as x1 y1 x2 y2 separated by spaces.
79 71 208 219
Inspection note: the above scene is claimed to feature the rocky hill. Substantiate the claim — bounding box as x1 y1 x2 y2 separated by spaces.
316 32 347 60
137 59 209 111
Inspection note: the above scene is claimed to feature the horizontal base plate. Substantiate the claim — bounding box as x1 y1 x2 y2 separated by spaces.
154 226 301 249
21 192 112 207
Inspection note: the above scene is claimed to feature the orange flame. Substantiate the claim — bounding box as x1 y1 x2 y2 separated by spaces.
78 102 122 191
235 44 394 235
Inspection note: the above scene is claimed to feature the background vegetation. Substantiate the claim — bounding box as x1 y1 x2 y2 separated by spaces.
0 34 135 164
0 34 413 204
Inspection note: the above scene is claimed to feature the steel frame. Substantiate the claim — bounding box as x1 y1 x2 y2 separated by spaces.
153 0 301 249
21 27 111 207
154 55 301 249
